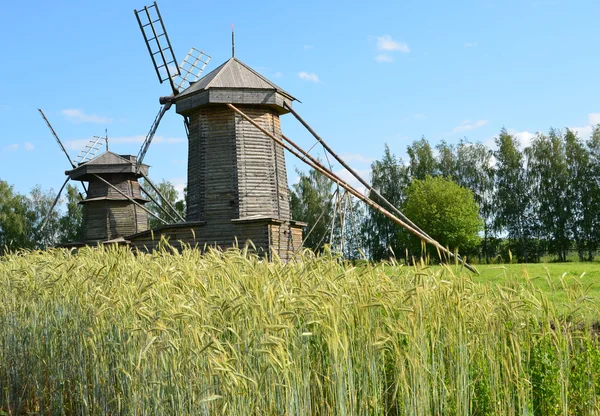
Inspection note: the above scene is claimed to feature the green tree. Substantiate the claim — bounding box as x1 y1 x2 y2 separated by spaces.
58 184 84 243
402 175 482 256
527 130 570 261
290 168 335 252
0 180 35 253
455 141 495 262
494 129 533 262
363 145 410 260
407 137 437 180
564 129 591 260
583 125 600 260
142 179 186 228
436 140 457 178
28 185 62 249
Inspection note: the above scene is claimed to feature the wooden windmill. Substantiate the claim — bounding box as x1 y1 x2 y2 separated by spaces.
128 2 305 260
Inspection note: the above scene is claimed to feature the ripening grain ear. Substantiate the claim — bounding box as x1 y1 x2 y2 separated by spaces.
0 245 596 414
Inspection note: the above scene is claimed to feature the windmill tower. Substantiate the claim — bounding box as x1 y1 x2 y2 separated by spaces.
38 110 156 245
173 58 303 257
66 153 150 243
130 2 303 259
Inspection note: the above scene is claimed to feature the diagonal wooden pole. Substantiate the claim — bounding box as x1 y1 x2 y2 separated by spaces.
92 174 168 226
227 103 478 274
284 103 440 249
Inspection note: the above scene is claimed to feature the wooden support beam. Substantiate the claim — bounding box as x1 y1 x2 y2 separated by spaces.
92 174 168 226
227 103 478 274
284 103 438 251
139 172 186 222
139 183 180 224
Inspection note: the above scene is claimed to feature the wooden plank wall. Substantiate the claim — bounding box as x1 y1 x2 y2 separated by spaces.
130 220 303 261
82 175 148 242
235 105 290 221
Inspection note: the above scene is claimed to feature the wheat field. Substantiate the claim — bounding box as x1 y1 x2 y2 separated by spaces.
0 244 598 415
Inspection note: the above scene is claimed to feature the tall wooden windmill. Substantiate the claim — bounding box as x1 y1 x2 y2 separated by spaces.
128 2 304 259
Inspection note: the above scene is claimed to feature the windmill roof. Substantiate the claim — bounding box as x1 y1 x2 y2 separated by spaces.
176 57 296 101
66 151 149 180
84 151 135 165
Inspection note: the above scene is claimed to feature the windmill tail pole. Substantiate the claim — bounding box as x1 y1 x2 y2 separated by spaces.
283 103 440 249
38 108 76 169
227 104 478 274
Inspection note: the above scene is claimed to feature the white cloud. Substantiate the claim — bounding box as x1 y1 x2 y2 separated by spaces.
334 168 372 194
62 109 112 124
452 119 488 133
2 143 18 152
339 153 375 164
274 71 283 78
464 42 478 48
589 113 600 125
570 126 593 139
169 177 186 200
376 35 410 53
298 72 320 83
514 131 536 148
303 45 313 50
375 53 394 63
24 142 34 151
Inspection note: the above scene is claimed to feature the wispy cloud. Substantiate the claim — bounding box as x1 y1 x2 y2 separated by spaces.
452 120 488 133
568 113 600 139
2 143 19 152
303 44 313 50
24 142 34 151
169 177 187 200
298 72 320 83
65 135 185 150
376 35 410 53
274 71 283 78
464 42 478 48
335 168 372 193
375 54 394 63
339 153 375 164
62 109 112 124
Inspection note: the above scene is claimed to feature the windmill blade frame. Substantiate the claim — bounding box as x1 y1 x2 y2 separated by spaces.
38 109 76 168
39 176 71 233
174 48 211 92
134 2 180 95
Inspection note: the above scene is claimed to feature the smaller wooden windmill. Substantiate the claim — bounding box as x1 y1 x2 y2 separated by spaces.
65 152 150 243
37 110 174 245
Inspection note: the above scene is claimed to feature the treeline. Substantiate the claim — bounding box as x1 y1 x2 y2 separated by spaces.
291 125 600 263
0 179 183 255
0 182 82 254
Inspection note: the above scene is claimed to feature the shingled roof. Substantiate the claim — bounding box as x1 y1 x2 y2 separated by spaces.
175 57 296 101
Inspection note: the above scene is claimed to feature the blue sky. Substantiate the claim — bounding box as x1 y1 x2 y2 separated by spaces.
1 0 599 201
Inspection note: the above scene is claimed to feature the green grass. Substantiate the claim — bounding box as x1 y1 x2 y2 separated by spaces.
431 261 600 322
1 245 599 414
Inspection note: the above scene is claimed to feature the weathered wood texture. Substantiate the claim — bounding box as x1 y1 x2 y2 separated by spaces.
129 220 303 261
83 200 148 242
186 105 290 223
80 172 148 242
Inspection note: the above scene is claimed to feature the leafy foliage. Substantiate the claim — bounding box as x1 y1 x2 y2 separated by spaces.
290 168 334 252
402 175 483 255
142 179 186 228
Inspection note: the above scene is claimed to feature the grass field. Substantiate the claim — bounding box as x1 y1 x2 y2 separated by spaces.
1 246 599 414
427 261 600 322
